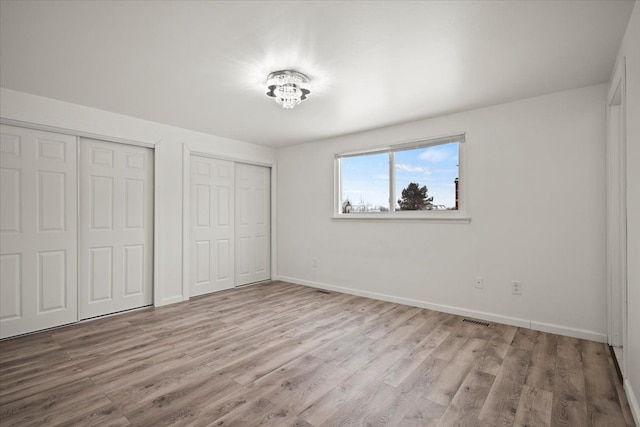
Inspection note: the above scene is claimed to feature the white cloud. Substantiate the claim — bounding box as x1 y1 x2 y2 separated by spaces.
418 149 449 162
396 163 431 175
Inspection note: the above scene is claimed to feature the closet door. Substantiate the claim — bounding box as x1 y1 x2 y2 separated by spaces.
79 139 153 320
0 125 77 338
190 156 234 297
235 163 271 286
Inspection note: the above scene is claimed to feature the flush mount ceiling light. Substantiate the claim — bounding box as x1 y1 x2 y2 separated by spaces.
265 70 311 109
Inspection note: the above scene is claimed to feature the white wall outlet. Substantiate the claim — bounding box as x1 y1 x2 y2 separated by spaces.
312 258 319 268
511 281 522 295
475 277 483 289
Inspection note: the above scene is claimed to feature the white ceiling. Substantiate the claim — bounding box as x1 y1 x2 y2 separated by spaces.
0 1 634 148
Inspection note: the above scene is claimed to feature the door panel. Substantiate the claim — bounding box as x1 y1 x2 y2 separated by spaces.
38 171 66 231
195 240 210 284
90 246 113 301
190 157 234 296
237 237 250 276
38 250 67 312
216 239 231 280
0 254 21 319
125 179 145 228
124 245 144 296
79 139 153 319
1 168 20 232
217 186 231 225
196 184 210 227
235 163 270 286
91 176 114 229
0 125 77 338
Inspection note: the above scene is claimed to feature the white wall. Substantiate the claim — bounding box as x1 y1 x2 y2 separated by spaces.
613 1 640 421
276 84 608 342
0 88 276 306
0 80 613 341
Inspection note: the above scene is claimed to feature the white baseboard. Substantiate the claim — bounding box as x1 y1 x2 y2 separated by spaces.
156 295 185 306
235 279 273 288
625 381 640 426
531 321 607 343
277 275 607 343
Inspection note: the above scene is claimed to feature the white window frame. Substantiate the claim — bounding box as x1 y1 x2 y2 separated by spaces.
333 133 470 222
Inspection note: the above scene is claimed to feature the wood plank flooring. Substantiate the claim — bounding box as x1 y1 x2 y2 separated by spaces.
0 281 635 426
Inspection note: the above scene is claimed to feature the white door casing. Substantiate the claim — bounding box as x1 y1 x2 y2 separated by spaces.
606 57 627 377
235 163 271 286
190 156 235 296
607 99 626 349
0 125 78 338
79 138 154 320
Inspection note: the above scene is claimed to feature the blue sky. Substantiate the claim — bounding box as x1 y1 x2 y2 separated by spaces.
341 142 459 209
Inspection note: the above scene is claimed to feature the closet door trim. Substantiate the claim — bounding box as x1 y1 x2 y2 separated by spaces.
0 118 156 149
182 144 277 301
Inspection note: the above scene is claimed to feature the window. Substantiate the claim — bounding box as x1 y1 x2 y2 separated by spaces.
336 134 466 219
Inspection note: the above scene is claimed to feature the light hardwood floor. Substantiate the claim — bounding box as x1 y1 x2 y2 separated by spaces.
0 281 635 426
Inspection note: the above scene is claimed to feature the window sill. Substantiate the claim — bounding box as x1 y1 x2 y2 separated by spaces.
332 213 471 223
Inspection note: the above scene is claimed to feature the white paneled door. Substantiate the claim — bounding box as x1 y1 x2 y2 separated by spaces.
79 139 154 320
190 157 235 297
235 163 271 286
0 125 78 338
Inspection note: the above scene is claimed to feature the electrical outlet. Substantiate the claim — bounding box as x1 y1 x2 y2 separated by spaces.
475 277 483 289
312 258 319 268
511 281 522 295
